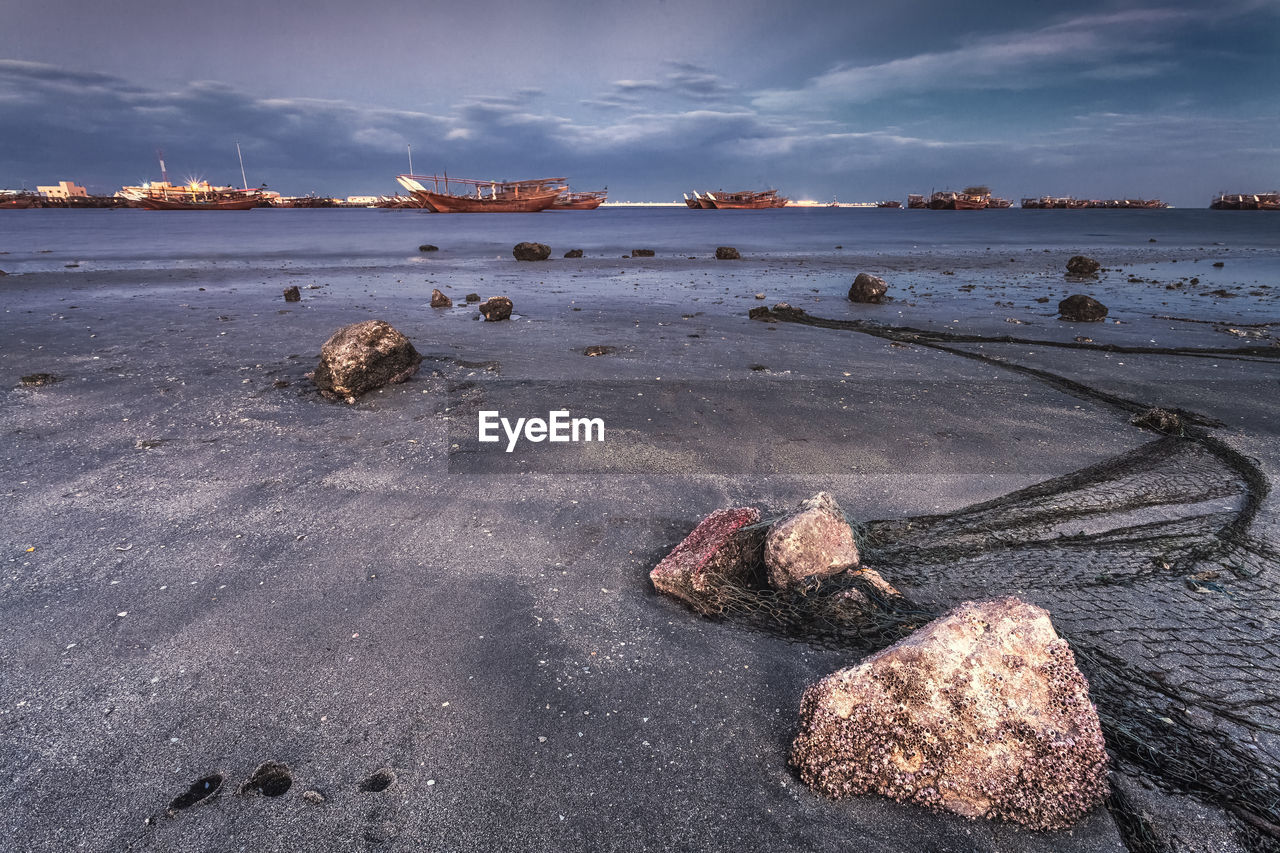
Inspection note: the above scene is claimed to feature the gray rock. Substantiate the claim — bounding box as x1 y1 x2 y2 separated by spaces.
631 249 655 257
848 273 888 303
513 242 551 261
791 597 1110 830
1131 407 1184 435
563 249 584 258
311 320 423 403
765 492 859 589
1059 294 1108 322
1066 255 1101 276
430 288 452 308
479 296 513 322
465 293 481 303
715 246 741 260
283 285 301 302
418 244 439 252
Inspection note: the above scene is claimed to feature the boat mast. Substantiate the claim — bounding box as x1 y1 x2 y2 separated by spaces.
407 144 414 176
236 142 248 190
156 148 168 185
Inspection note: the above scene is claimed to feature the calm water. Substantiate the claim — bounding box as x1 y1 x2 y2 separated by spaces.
1 207 1277 274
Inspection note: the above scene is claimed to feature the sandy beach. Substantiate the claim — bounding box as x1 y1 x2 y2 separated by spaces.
3 220 1279 851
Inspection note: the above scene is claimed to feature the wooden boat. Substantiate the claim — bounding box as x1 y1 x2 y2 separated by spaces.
875 200 902 208
696 192 717 209
702 189 788 209
120 181 264 210
986 197 1013 209
1210 192 1276 210
121 147 266 210
683 192 703 209
552 189 607 210
906 194 927 209
396 174 565 213
929 190 988 210
374 194 427 209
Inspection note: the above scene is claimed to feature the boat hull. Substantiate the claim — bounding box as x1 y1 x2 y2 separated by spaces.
133 196 260 210
552 193 606 210
706 199 786 209
409 189 561 213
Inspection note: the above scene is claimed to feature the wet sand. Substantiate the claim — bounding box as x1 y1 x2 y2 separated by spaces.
2 246 1278 851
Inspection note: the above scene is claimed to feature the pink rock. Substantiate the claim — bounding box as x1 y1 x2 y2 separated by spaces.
650 507 762 614
765 492 859 589
791 596 1109 830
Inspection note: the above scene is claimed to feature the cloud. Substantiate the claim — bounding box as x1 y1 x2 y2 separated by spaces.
587 61 739 111
751 8 1198 111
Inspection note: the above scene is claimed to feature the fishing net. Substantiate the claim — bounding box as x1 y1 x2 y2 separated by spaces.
679 308 1280 850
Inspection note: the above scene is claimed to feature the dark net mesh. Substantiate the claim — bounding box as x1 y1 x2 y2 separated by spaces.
685 309 1280 850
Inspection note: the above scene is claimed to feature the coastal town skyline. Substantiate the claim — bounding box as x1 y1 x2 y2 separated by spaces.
1 0 1277 206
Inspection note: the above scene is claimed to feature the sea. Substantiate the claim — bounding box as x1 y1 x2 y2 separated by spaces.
1 207 1277 275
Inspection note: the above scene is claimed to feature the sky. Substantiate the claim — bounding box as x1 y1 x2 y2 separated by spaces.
0 0 1277 204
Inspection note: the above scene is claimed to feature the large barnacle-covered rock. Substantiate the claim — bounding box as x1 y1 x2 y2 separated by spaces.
650 507 763 614
311 319 422 403
790 596 1109 830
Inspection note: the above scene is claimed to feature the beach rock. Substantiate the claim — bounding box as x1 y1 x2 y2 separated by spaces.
631 249 655 257
1131 407 1184 435
283 285 301 302
430 288 452 308
790 597 1109 830
1058 294 1108 322
1066 255 1101 277
301 790 326 805
650 507 764 615
765 492 860 589
20 373 59 387
0 269 7 276
465 293 481 303
748 306 774 321
311 320 423 403
583 345 616 356
716 246 741 260
513 242 550 262
848 273 888 304
479 296 513 322
563 249 584 258
418 244 439 252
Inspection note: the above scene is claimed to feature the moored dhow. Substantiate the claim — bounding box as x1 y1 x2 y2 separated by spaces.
552 188 608 210
119 180 265 210
396 174 566 212
696 189 789 209
1211 192 1279 210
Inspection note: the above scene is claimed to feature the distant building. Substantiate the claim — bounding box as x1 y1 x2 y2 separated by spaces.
347 195 379 205
38 181 88 199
